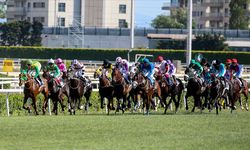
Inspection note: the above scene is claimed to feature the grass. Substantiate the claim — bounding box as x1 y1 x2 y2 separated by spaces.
0 110 250 150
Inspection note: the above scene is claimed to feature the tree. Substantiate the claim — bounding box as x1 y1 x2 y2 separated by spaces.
229 0 250 29
30 21 43 46
151 8 195 29
18 21 32 46
0 22 21 46
192 33 228 51
0 21 43 46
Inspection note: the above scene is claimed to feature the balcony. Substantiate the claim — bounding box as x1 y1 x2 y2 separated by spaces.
201 12 224 21
201 0 224 7
6 7 26 17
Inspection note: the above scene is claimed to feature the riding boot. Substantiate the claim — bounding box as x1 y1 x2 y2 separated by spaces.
239 78 244 88
166 77 172 86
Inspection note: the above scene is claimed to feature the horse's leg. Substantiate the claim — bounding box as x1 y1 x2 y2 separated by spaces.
215 97 219 115
59 95 65 112
54 99 58 115
42 96 48 115
23 95 29 110
85 96 90 113
100 96 104 109
243 91 249 111
31 97 39 115
176 91 182 113
192 96 197 112
165 97 173 113
185 94 189 111
239 96 244 110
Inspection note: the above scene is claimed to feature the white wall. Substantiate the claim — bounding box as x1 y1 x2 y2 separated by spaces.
42 34 148 49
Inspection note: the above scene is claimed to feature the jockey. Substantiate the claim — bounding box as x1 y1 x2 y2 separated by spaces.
45 58 62 87
211 60 227 87
165 60 177 85
121 59 130 83
225 59 233 80
70 59 90 85
55 58 67 73
140 58 155 86
21 59 43 86
189 59 203 77
155 56 167 74
211 60 226 78
96 59 113 80
230 58 244 88
200 58 211 84
115 57 123 69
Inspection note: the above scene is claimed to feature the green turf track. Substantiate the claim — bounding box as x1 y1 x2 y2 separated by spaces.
0 110 250 150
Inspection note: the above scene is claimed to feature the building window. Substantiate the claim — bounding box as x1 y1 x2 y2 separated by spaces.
119 19 127 28
33 2 45 8
33 17 45 23
58 3 65 12
27 17 30 21
119 4 126 14
27 2 30 8
58 17 65 27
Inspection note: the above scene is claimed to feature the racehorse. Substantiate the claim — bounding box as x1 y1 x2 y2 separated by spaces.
184 67 207 112
238 79 249 111
67 70 87 115
94 68 114 115
209 74 232 114
43 71 66 115
157 74 184 114
112 68 132 113
230 78 249 112
133 72 155 115
19 73 49 115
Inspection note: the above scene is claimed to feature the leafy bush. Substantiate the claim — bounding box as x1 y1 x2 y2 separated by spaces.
1 46 250 64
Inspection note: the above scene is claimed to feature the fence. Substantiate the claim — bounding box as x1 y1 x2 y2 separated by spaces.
43 27 250 39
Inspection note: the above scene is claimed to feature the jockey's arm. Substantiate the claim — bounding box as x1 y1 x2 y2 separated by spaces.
54 66 61 78
34 66 40 78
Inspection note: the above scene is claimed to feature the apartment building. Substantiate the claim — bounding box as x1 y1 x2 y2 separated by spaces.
6 0 131 28
193 0 230 29
162 0 230 29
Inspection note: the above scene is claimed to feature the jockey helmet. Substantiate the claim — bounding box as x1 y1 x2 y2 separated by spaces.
232 58 238 63
166 59 172 64
201 58 207 64
226 59 232 64
26 59 33 65
56 58 63 64
143 58 150 64
48 58 54 64
190 59 195 64
138 57 144 63
121 59 128 64
116 57 122 63
212 60 220 66
72 59 78 65
103 59 110 65
156 56 163 62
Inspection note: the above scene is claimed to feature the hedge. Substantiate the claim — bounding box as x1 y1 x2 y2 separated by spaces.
1 46 250 64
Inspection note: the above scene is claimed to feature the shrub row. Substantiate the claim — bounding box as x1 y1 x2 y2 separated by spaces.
1 46 250 64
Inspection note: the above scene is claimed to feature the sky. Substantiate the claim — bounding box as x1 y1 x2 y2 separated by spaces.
135 0 169 28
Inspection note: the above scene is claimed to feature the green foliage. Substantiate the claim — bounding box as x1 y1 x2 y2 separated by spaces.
193 33 228 51
0 21 43 46
1 46 250 64
0 9 5 18
156 40 185 50
151 8 195 29
30 21 43 46
229 0 250 29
